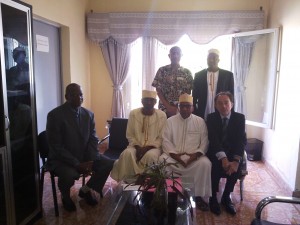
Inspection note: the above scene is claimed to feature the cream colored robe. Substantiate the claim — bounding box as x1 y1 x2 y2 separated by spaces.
110 108 167 181
159 113 212 197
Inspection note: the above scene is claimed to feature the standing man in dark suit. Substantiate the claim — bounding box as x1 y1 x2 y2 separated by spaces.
206 92 246 215
193 49 234 119
46 83 114 212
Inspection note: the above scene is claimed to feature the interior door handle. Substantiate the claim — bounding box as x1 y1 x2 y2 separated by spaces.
4 115 10 131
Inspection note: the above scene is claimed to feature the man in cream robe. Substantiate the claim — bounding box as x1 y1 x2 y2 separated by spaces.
160 93 212 211
111 90 167 182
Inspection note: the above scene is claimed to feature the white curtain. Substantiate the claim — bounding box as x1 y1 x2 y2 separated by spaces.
142 37 159 91
100 37 131 118
232 36 256 114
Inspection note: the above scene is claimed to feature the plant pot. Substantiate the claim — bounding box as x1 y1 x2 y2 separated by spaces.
140 190 178 225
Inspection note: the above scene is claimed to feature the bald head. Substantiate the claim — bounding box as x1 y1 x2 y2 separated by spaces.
65 83 83 109
169 46 182 65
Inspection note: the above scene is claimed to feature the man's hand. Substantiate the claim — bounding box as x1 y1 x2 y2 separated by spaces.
166 104 178 117
185 152 201 166
221 157 230 172
156 88 178 117
76 161 93 174
225 161 239 176
170 153 187 167
135 146 154 162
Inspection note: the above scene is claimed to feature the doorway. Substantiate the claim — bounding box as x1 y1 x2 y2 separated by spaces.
32 19 62 134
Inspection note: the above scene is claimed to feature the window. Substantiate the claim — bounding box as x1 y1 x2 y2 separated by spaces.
232 28 280 129
124 34 232 117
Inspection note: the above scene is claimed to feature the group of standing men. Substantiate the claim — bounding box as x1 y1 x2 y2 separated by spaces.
45 46 246 217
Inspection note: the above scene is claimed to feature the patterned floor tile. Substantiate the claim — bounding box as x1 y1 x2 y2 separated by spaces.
34 161 300 225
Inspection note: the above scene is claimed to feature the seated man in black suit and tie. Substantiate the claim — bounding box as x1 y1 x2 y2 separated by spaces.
46 83 114 212
206 91 246 215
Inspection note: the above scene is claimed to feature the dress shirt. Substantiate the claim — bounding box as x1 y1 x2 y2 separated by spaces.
204 71 219 119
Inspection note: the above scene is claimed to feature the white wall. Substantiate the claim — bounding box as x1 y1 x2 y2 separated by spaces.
262 0 300 191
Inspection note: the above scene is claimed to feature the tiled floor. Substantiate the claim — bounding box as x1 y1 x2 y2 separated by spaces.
34 160 300 225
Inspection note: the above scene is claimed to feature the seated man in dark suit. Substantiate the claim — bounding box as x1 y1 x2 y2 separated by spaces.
206 91 246 215
46 83 114 212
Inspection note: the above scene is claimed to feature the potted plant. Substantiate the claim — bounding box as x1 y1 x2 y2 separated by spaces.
125 159 193 225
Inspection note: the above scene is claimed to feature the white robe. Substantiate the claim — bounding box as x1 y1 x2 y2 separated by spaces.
110 108 167 181
159 113 212 197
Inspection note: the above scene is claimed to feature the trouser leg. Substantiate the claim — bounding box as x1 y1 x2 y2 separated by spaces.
86 155 114 194
211 160 222 198
53 164 80 198
223 167 240 197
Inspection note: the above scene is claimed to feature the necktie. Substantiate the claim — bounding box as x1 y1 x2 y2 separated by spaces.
75 109 80 126
222 117 228 132
222 117 228 143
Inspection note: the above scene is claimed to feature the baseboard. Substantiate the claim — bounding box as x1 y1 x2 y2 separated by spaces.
264 160 293 196
292 190 300 198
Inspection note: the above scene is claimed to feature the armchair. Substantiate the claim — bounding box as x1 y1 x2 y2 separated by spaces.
100 118 129 160
251 196 300 225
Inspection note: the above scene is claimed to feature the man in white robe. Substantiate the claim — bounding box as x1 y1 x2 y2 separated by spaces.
160 93 212 211
110 90 167 182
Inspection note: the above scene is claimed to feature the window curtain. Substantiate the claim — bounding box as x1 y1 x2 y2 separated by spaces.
100 37 131 118
87 11 264 45
232 37 256 115
142 37 160 90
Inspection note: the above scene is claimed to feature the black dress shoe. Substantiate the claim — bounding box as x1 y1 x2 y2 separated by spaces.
62 197 76 212
78 189 98 206
209 197 221 215
221 196 236 215
195 197 209 211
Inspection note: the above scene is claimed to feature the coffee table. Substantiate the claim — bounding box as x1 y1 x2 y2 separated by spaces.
100 180 193 225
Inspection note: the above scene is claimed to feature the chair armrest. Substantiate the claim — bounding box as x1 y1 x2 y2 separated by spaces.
255 196 300 219
99 134 110 145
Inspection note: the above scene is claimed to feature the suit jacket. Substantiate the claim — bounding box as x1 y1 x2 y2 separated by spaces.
46 102 99 170
192 68 234 118
206 111 246 162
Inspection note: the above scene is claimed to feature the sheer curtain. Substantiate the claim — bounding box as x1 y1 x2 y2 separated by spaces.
232 36 255 115
142 37 159 91
100 37 131 118
123 37 168 117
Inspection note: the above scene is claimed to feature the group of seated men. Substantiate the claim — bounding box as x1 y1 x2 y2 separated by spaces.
46 83 246 216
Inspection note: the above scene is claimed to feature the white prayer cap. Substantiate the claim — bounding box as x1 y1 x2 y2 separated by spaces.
208 48 220 56
142 90 157 99
179 93 193 104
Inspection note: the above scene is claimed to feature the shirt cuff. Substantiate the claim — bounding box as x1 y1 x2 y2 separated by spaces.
216 151 227 160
